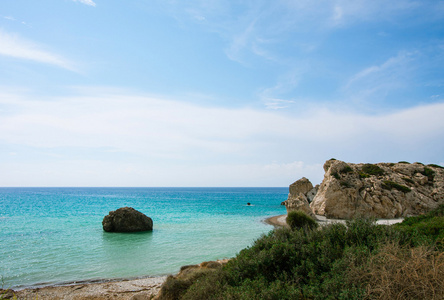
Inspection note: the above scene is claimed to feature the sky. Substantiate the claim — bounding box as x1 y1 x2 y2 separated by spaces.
0 0 444 187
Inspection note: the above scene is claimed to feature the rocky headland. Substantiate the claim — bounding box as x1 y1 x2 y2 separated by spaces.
284 159 444 219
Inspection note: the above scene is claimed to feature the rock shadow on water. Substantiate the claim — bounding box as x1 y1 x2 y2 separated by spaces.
101 230 154 246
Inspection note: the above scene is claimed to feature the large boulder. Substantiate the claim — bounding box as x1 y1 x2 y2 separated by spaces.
310 159 444 219
284 177 318 218
102 207 153 232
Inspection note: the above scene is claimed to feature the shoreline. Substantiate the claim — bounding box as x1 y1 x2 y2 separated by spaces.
5 276 167 300
264 214 288 227
265 213 405 227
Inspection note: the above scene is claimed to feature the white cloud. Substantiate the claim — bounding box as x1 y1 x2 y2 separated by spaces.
263 98 295 110
72 0 96 7
1 89 444 186
0 30 76 71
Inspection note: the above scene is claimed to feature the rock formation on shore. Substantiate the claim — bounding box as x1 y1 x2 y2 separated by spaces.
102 207 153 232
282 177 318 218
285 159 444 219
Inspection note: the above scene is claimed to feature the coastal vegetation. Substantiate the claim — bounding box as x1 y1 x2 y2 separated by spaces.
361 163 384 176
286 210 318 230
381 180 412 193
161 206 444 300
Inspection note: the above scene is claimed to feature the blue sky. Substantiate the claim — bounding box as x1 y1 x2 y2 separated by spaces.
1 0 443 187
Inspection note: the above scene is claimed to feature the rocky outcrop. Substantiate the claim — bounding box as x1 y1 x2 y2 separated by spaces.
310 159 444 219
102 207 153 232
283 177 318 218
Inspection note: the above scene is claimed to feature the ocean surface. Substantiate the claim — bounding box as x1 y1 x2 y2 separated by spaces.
0 187 287 289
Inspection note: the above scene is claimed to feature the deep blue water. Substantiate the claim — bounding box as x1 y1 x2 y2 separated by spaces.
0 187 287 289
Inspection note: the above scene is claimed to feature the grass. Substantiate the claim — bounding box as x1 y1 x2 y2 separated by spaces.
171 205 444 300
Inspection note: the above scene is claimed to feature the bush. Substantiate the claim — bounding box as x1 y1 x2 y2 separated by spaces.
421 167 435 181
359 172 370 179
361 164 384 176
402 177 415 184
332 172 340 180
394 204 444 249
398 161 410 164
381 180 411 193
179 206 444 299
354 243 444 300
428 164 444 169
286 211 318 231
340 165 353 174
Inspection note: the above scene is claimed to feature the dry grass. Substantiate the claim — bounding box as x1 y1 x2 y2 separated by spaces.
352 243 444 300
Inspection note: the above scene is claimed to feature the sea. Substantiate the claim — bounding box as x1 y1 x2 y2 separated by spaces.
0 187 287 290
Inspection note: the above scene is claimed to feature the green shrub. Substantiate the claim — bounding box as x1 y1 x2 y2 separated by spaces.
402 177 415 184
286 210 318 231
381 180 411 193
394 204 444 249
361 164 384 176
398 161 410 164
340 181 352 188
332 172 340 180
340 165 353 174
359 172 370 179
427 163 444 169
421 167 435 181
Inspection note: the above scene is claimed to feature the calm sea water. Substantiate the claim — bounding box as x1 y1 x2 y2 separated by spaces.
0 187 287 289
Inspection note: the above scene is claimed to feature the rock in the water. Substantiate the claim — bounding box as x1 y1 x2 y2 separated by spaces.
102 207 153 232
310 159 444 219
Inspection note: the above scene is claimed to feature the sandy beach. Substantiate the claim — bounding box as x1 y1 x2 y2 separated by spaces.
265 214 405 227
3 276 167 300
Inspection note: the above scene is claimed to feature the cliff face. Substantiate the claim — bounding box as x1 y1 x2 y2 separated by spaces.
309 159 444 219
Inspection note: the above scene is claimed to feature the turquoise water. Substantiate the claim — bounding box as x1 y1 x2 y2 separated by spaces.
0 187 287 289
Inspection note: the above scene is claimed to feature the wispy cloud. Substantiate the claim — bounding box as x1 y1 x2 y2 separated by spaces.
0 30 76 71
343 51 417 104
72 0 96 7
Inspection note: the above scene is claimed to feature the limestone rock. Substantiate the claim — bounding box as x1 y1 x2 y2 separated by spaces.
102 207 153 232
310 159 444 219
284 177 318 218
289 177 313 197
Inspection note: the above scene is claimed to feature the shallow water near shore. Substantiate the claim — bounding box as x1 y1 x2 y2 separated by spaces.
0 187 287 289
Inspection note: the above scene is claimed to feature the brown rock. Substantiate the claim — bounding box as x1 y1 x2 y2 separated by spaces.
310 160 444 219
102 207 153 232
289 177 313 196
284 177 317 218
